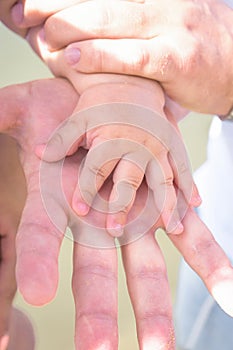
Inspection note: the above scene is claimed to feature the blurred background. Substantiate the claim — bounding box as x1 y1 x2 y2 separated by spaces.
0 23 212 349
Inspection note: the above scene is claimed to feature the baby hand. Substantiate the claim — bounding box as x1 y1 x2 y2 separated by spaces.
36 84 200 236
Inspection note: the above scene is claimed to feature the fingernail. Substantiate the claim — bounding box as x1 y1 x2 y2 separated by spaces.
35 144 46 159
73 201 89 216
192 194 202 207
0 334 9 350
107 223 124 237
168 221 183 235
11 2 24 26
175 222 184 234
64 47 81 65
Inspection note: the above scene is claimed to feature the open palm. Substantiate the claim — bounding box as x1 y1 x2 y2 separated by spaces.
1 78 233 349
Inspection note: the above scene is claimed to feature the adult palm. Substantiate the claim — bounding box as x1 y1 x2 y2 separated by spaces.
1 78 233 349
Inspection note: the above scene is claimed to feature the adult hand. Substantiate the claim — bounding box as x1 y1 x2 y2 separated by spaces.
36 0 233 115
1 79 233 350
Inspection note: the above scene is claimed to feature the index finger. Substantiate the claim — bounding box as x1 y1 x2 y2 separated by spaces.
43 1 157 50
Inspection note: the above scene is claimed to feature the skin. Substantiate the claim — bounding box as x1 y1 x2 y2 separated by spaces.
1 0 201 236
11 0 233 115
0 1 232 348
1 79 233 350
0 135 35 350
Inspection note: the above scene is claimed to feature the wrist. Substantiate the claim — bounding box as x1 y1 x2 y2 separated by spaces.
77 77 165 115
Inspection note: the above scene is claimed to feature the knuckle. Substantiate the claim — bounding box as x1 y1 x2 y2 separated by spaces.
177 161 189 175
181 41 202 76
163 175 174 186
72 264 117 293
113 175 141 190
76 311 117 324
86 161 106 180
176 163 192 187
129 267 166 282
128 47 150 73
76 263 116 280
187 240 221 278
83 48 106 73
160 172 174 187
156 50 177 78
182 2 203 32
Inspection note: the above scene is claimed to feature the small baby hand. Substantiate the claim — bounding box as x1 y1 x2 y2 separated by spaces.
36 87 200 237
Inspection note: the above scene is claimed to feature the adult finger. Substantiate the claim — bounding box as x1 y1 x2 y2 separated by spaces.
122 230 175 349
72 241 118 350
43 1 158 50
170 208 233 317
16 158 68 306
62 37 177 82
70 169 118 349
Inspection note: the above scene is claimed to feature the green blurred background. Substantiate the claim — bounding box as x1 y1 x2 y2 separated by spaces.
0 23 212 349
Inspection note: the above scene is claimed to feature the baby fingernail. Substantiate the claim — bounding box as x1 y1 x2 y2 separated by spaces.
35 144 46 158
73 201 89 216
168 221 183 235
64 47 81 65
192 194 202 207
107 222 124 237
175 222 184 234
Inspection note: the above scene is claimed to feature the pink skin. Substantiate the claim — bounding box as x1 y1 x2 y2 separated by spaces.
9 0 233 115
0 135 25 346
27 25 200 237
26 0 233 116
1 1 201 236
1 79 233 349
